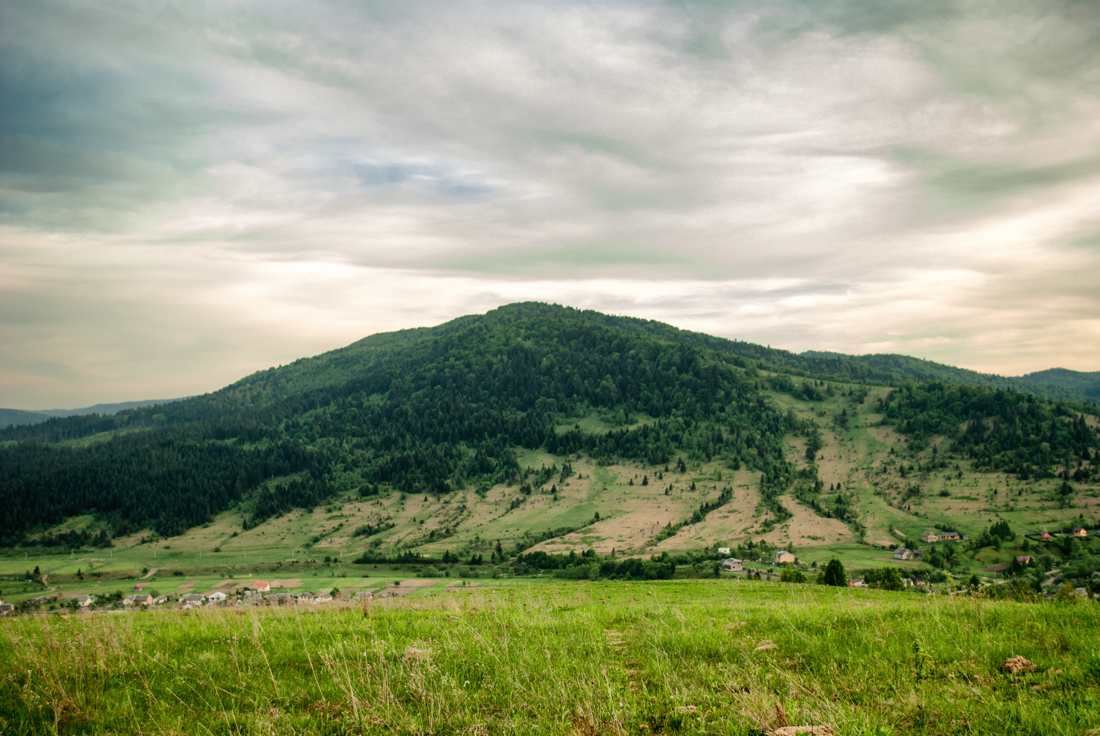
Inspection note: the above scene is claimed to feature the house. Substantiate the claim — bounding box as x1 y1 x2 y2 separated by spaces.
1016 556 1033 565
207 591 227 603
242 592 263 605
314 593 333 604
124 594 154 606
774 550 796 565
1073 527 1088 538
0 603 13 615
717 547 731 555
133 584 145 592
252 580 271 593
180 593 206 606
902 578 914 587
939 531 961 541
847 580 868 588
920 531 939 543
295 592 315 604
912 550 924 559
1039 531 1053 542
893 548 914 561
153 595 171 605
721 558 743 572
74 595 96 608
271 593 293 605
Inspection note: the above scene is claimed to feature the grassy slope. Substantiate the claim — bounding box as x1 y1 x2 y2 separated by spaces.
5 375 1098 593
3 581 1100 735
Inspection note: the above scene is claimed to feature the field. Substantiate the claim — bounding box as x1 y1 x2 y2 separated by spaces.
3 580 1100 735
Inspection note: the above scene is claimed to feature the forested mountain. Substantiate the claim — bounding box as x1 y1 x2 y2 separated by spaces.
1 302 1097 550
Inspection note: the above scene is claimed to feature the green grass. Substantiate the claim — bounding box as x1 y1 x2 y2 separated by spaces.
3 580 1100 734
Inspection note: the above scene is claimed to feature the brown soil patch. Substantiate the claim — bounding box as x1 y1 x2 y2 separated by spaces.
397 579 441 588
176 580 198 591
214 579 238 589
760 495 851 547
271 579 302 589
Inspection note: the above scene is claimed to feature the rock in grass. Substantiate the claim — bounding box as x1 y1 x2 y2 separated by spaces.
1000 656 1037 674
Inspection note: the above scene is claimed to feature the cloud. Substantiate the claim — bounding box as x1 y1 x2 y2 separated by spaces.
1 0 1099 408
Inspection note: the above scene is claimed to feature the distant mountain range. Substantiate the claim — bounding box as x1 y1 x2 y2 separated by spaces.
0 398 187 429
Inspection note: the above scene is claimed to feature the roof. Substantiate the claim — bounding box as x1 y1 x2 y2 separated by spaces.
253 580 271 586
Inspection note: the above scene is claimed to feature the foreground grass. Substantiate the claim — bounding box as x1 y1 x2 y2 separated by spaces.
2 581 1099 735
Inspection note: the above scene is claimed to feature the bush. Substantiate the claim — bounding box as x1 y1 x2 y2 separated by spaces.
779 565 807 583
420 566 440 578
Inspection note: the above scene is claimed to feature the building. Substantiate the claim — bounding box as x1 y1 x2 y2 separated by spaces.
314 593 334 604
717 547 731 555
721 558 743 572
847 580 868 588
774 550 795 565
1016 556 1033 565
180 593 206 606
124 594 154 606
893 548 914 561
938 531 961 541
1073 527 1088 538
252 580 272 593
296 593 315 604
153 596 171 605
1039 531 1053 542
920 531 939 543
207 591 228 603
0 603 13 615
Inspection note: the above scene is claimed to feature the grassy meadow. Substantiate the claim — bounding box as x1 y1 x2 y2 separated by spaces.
3 580 1099 735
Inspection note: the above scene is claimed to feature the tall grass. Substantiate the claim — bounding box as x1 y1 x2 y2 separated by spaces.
2 581 1099 734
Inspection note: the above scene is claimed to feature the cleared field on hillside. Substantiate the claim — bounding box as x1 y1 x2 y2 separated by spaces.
2 580 1098 735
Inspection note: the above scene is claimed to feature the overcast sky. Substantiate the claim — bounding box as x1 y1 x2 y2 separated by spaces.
2 0 1099 410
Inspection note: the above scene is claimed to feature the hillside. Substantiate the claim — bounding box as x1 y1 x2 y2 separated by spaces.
1 302 1098 589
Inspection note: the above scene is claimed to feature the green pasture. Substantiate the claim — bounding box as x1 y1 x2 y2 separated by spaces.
3 579 1099 735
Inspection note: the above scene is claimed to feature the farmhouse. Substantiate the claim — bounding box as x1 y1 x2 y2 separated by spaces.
1040 531 1053 542
296 592 315 604
920 531 939 543
1073 527 1088 538
717 547 730 555
252 580 272 592
207 591 227 603
938 531 961 541
893 548 914 561
124 594 154 606
1016 556 1033 565
0 603 13 615
721 558 743 572
271 593 293 605
153 595 171 605
314 592 334 604
847 580 868 588
73 595 96 608
774 550 796 565
180 593 206 606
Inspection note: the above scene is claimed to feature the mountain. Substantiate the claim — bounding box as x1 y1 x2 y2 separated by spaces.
1 302 1097 563
34 398 189 418
0 408 50 428
1020 368 1100 404
0 398 188 429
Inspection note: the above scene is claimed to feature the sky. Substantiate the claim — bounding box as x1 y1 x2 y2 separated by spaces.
2 0 1099 410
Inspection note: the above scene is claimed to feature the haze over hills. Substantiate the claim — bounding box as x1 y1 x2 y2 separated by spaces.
0 398 188 429
1 302 1097 573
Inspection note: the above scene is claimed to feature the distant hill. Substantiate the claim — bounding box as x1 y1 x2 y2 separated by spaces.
0 408 51 428
1020 368 1100 404
0 302 1096 557
34 398 188 418
0 398 187 429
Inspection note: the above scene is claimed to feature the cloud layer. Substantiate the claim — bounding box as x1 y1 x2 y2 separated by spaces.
2 0 1099 408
